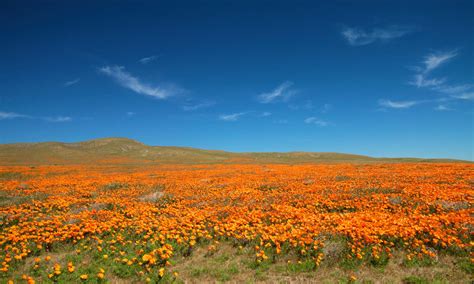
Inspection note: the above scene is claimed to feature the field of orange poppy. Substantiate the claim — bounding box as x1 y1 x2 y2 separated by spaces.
0 163 472 283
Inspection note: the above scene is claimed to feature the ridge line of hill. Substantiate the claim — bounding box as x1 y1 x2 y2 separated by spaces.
0 137 469 165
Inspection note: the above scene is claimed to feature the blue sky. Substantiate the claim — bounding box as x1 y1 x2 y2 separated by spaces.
1 1 473 160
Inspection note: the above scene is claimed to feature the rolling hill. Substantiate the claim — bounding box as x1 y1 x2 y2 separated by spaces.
0 137 467 165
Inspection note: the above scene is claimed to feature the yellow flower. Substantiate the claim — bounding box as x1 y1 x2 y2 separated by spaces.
97 272 104 279
80 274 88 280
53 264 61 275
159 268 165 277
142 254 153 263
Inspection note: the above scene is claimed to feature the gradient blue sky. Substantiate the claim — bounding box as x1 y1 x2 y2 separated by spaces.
1 0 473 160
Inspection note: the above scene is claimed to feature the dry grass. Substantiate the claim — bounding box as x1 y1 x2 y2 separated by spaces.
0 137 468 165
169 242 472 284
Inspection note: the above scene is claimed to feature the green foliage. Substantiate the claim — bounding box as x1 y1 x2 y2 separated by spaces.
403 255 437 267
156 194 176 209
335 175 351 182
189 262 239 281
286 259 317 273
0 171 28 180
0 191 49 207
444 245 469 257
257 184 280 191
101 182 128 191
190 267 210 277
368 252 390 267
402 276 430 284
339 256 363 270
457 258 473 274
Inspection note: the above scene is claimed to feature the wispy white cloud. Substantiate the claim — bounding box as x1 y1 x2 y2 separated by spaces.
182 101 216 111
410 50 459 88
261 112 272 117
381 50 470 111
423 50 458 73
219 112 246 121
304 117 329 126
139 55 160 64
411 74 446 88
0 111 30 120
44 116 72 122
99 65 176 99
126 111 135 117
258 81 296 103
378 99 420 109
64 78 80 87
452 92 474 100
434 84 472 94
0 111 72 122
408 50 474 106
434 105 452 111
342 26 412 46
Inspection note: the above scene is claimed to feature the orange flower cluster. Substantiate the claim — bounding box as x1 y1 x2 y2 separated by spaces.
0 163 472 281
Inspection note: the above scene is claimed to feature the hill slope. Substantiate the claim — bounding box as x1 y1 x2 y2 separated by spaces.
0 137 467 165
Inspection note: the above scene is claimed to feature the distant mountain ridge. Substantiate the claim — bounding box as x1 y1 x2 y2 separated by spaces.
0 137 468 165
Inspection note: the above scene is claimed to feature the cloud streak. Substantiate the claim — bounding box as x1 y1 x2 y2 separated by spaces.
99 65 175 99
0 111 30 120
64 78 80 87
44 116 72 122
342 26 412 46
411 74 446 88
0 111 71 122
410 50 458 88
434 84 472 94
219 112 246 121
452 92 474 100
304 117 329 126
139 55 160 64
434 105 452 111
407 50 474 104
423 50 458 73
378 99 420 109
182 101 216 111
257 81 296 103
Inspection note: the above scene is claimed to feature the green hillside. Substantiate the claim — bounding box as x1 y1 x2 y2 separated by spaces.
0 137 467 165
